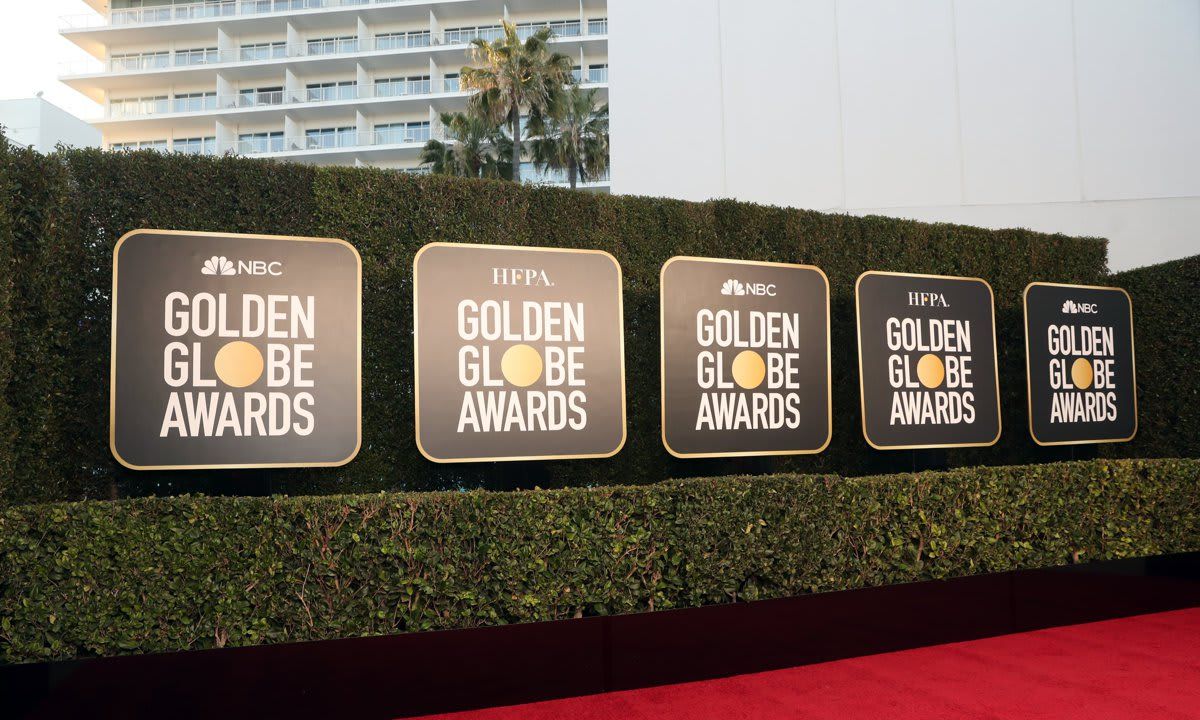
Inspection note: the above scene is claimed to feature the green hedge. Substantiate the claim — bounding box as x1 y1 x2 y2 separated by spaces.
1101 256 1200 461
1 140 1119 503
1 458 1196 664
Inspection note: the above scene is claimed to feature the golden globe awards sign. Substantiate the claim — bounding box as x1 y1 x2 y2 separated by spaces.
1023 282 1137 445
855 271 1001 450
660 257 831 457
110 230 362 470
413 242 626 463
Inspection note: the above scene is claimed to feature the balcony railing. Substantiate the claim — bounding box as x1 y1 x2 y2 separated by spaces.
519 162 611 186
515 20 581 40
374 78 433 97
174 48 221 66
104 80 460 119
229 128 431 155
63 33 451 76
64 18 607 75
65 0 405 29
375 32 431 50
61 0 611 44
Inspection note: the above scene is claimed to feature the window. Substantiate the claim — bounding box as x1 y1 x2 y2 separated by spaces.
374 76 431 97
240 41 288 62
239 87 284 107
174 47 219 66
304 126 357 149
306 36 357 56
306 81 358 102
588 18 608 35
173 91 217 113
570 66 582 83
110 51 169 72
374 121 430 145
375 30 431 50
443 73 460 92
587 64 608 84
175 136 217 156
238 131 285 154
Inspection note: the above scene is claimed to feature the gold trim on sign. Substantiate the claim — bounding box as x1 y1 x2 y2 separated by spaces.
1022 281 1138 446
658 256 833 459
109 228 363 471
412 241 627 464
854 270 1003 451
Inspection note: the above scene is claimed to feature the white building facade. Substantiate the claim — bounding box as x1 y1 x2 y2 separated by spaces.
609 0 1200 271
59 0 608 186
0 96 101 151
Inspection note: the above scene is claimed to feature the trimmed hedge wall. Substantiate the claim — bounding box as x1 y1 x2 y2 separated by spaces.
1 140 1119 503
1 458 1197 664
1102 256 1200 461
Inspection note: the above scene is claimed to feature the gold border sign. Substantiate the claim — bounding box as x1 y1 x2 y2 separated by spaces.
855 271 1002 450
413 242 627 463
110 229 363 470
1023 282 1137 446
659 256 832 458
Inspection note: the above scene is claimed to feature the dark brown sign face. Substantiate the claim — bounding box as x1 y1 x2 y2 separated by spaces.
660 257 831 457
855 271 1001 450
110 230 361 470
413 243 626 463
1024 282 1137 445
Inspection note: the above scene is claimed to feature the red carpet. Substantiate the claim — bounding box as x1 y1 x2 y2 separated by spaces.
412 607 1200 719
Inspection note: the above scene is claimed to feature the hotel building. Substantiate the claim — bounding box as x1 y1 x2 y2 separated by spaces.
59 0 609 188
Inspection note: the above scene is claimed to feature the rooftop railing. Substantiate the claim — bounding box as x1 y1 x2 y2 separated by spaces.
61 0 610 41
65 0 403 30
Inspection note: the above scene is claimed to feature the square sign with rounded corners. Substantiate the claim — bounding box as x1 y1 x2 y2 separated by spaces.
1023 282 1137 445
110 229 362 470
855 271 1001 450
413 242 626 463
660 257 831 458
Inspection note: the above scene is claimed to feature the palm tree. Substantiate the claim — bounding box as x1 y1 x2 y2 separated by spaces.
460 20 574 183
419 111 512 179
528 86 609 189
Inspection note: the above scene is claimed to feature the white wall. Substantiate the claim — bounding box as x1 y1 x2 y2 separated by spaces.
0 97 100 151
609 0 1200 271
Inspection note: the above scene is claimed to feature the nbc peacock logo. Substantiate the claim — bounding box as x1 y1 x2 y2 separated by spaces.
201 255 236 276
720 279 746 296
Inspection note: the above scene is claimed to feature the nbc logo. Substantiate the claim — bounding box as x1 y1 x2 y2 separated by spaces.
1061 300 1098 314
201 256 236 276
720 278 777 297
721 279 747 296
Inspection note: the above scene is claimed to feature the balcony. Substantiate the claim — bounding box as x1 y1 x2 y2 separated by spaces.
102 77 465 120
229 126 431 155
63 21 606 83
520 162 610 186
61 0 611 42
108 93 222 117
62 37 429 76
64 0 415 30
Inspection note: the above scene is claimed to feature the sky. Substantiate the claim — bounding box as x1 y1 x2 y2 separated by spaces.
0 1 102 120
